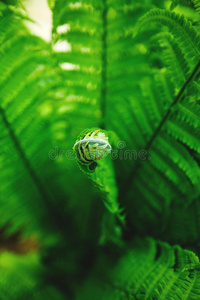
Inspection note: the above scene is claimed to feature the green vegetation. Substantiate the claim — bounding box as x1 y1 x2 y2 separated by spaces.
1 0 200 298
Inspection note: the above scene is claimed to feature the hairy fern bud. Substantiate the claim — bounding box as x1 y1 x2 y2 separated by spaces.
73 128 111 173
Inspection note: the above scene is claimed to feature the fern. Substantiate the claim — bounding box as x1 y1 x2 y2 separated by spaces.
136 8 200 65
75 237 200 299
0 0 200 299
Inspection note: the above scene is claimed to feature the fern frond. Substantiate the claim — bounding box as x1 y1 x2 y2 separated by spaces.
53 4 102 34
166 118 200 153
192 0 200 14
0 5 80 242
136 9 200 66
73 128 125 228
75 237 200 300
173 99 200 128
153 32 191 89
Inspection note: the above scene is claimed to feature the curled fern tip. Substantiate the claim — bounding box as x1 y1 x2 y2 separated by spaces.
73 128 111 174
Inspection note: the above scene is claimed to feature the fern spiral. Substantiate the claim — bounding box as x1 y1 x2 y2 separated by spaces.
73 128 111 174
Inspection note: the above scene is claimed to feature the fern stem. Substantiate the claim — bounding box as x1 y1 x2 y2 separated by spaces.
100 0 107 129
145 60 200 152
123 60 200 196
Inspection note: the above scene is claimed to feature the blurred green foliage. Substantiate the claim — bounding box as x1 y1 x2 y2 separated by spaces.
0 0 200 298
